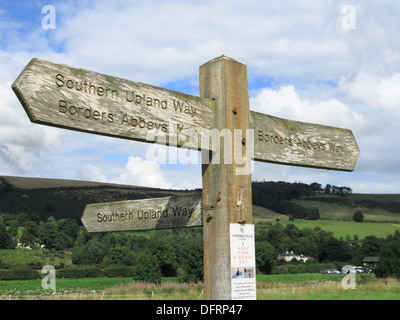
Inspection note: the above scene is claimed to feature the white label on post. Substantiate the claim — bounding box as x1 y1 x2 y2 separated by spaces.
230 223 256 300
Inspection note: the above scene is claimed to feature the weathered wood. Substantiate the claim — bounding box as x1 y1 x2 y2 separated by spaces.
11 55 361 302
251 111 360 171
12 58 215 150
81 193 202 232
200 55 253 300
12 58 359 171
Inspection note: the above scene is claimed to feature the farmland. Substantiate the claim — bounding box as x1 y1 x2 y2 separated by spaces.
1 274 398 300
271 219 400 240
1 176 400 301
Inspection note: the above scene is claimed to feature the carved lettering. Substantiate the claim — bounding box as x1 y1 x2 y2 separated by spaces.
56 74 118 100
55 74 200 121
138 209 169 220
125 90 168 109
172 99 197 117
120 114 169 132
58 100 114 123
257 130 343 153
172 207 195 218
97 211 134 222
95 207 196 223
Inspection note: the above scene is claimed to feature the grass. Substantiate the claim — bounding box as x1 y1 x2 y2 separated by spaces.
256 274 400 300
1 274 398 300
295 196 400 223
0 249 72 269
257 273 346 284
276 220 400 240
0 277 203 300
0 277 131 298
253 203 400 240
102 280 203 300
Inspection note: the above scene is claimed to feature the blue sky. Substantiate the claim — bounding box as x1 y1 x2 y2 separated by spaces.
1 0 400 193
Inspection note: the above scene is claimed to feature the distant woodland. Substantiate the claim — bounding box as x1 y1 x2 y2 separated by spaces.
0 177 399 281
252 181 352 220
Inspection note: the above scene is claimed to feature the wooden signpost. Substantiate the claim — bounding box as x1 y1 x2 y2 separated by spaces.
251 112 359 171
12 55 360 300
81 193 202 233
12 58 359 171
12 58 215 151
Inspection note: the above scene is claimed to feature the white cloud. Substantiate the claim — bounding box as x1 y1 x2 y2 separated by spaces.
340 72 400 115
2 1 400 193
0 73 62 175
76 163 108 183
113 156 172 189
0 144 39 173
44 1 363 85
250 84 366 131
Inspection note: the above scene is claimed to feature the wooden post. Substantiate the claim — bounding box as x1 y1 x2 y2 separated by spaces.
200 55 253 300
13 56 360 300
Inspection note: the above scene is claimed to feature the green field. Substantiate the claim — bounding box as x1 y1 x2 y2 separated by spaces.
1 274 398 300
0 249 72 269
277 220 400 240
296 197 400 223
256 274 400 300
253 201 400 240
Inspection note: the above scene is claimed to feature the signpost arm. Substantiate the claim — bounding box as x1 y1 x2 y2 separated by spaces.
200 55 253 300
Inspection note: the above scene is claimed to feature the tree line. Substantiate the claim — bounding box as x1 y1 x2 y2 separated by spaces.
1 180 399 282
1 214 399 282
252 181 351 220
254 221 400 278
0 215 203 283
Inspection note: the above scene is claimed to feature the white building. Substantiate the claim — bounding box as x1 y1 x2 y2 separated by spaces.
277 251 311 263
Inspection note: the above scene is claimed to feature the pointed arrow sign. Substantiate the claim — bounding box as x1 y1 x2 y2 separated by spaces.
12 58 215 151
251 111 360 171
12 58 359 171
81 193 202 232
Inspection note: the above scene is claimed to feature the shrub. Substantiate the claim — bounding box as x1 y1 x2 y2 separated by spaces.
375 238 400 279
305 263 337 273
353 211 364 222
0 268 39 280
58 265 102 278
272 263 338 274
288 264 307 274
103 265 135 277
133 252 162 284
272 265 289 274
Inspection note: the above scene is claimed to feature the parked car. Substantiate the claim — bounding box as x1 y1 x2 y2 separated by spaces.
320 269 341 274
354 267 365 273
355 267 372 273
342 266 372 274
362 267 373 273
342 266 356 274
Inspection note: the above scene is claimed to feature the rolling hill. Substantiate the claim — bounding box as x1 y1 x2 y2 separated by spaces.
252 193 400 239
0 176 192 222
1 176 399 239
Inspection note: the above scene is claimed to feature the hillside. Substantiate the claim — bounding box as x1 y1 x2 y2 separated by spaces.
252 191 400 240
1 176 400 234
295 194 400 223
0 176 192 222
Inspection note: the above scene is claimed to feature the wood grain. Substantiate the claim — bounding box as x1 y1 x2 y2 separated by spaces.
81 193 202 232
12 58 215 151
12 58 359 171
200 55 253 300
251 111 360 171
